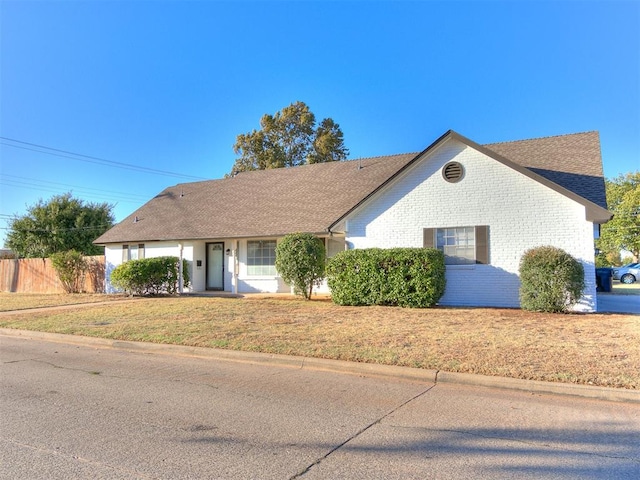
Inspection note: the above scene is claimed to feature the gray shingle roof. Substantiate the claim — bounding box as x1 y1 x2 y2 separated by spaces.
95 131 609 244
484 131 607 208
95 153 416 243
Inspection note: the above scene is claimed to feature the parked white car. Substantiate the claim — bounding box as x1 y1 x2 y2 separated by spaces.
613 263 640 284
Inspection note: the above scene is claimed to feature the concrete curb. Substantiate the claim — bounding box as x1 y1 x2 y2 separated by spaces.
435 371 640 404
2 328 638 404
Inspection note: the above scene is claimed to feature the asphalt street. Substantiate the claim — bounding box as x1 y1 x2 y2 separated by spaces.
1 335 639 479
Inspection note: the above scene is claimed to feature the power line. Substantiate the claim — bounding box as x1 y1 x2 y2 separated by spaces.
0 225 112 232
0 137 208 181
0 174 149 203
0 180 144 205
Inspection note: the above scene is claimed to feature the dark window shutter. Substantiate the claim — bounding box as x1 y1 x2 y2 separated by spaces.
423 228 435 248
475 226 489 264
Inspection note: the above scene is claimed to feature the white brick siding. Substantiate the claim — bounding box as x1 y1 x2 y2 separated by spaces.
105 239 294 295
344 139 598 311
105 242 197 293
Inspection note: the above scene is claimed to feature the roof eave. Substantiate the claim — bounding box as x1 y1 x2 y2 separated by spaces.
94 230 335 246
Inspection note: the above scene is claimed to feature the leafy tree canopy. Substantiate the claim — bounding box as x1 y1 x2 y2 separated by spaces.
6 193 115 258
597 171 640 263
229 101 349 176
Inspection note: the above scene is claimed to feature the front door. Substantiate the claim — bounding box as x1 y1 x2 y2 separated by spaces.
206 242 224 290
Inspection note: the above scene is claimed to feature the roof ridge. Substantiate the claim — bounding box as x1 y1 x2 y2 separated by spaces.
219 152 421 180
347 152 419 162
484 130 598 146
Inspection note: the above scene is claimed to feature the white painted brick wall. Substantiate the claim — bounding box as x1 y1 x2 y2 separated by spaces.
105 242 197 293
345 139 598 311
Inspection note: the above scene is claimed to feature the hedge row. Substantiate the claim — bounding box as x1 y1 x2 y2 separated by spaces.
110 256 190 296
326 248 445 308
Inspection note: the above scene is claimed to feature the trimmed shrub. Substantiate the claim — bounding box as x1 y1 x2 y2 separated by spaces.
110 256 190 296
519 246 585 313
327 248 445 308
275 233 326 300
51 250 88 293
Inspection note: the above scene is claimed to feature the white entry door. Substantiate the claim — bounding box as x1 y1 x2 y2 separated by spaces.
206 243 224 290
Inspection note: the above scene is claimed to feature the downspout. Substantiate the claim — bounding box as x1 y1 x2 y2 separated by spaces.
178 242 184 294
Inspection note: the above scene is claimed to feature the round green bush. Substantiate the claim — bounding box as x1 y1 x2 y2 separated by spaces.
275 233 326 300
519 246 585 313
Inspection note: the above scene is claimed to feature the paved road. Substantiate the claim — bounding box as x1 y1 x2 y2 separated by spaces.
1 336 639 479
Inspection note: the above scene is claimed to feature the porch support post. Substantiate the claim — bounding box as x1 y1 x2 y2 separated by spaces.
232 240 239 295
178 242 184 294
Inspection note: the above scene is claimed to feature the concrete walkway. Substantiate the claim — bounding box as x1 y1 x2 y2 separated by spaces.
597 294 640 314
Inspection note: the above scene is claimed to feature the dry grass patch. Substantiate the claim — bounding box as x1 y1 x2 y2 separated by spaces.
0 295 638 389
0 292 129 312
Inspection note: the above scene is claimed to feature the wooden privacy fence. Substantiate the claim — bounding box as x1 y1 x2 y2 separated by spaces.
0 256 105 293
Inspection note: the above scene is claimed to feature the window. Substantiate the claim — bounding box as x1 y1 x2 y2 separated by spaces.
423 226 489 265
122 243 145 262
247 240 277 275
437 227 475 265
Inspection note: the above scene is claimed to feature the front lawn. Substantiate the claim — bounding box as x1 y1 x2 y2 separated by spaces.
0 292 130 312
0 295 638 389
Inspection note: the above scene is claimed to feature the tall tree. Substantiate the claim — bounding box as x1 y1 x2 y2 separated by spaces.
597 172 640 263
229 101 348 175
6 193 115 258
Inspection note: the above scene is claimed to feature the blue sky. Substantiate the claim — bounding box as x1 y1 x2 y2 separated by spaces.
1 0 639 247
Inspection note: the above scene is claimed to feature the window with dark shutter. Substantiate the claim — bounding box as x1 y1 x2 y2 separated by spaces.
425 225 490 265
